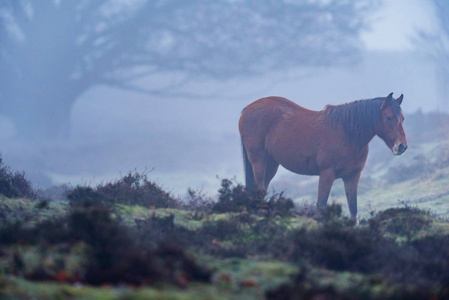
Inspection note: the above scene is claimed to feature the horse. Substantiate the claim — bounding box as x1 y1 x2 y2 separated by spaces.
239 93 407 219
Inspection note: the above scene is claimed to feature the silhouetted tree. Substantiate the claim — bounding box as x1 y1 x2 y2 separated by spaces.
0 0 376 139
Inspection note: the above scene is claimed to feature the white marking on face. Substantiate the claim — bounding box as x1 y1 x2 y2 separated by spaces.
392 146 400 156
392 141 406 156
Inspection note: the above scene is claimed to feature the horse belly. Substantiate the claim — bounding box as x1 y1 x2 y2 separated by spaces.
266 115 321 176
278 154 320 176
266 137 320 175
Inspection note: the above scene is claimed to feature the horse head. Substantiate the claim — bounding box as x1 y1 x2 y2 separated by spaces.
376 93 408 156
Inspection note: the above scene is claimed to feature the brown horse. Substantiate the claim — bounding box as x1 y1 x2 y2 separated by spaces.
239 93 407 219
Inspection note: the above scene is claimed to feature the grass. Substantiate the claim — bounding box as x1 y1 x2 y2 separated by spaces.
1 193 448 299
0 277 237 300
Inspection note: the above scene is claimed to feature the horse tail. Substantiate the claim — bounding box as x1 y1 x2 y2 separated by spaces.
241 139 255 193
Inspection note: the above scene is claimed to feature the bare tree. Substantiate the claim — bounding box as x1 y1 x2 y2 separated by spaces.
0 0 376 139
419 0 449 105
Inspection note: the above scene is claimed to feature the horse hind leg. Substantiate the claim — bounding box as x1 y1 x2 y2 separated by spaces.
244 145 269 192
264 154 279 190
242 140 256 192
242 138 279 193
248 151 279 193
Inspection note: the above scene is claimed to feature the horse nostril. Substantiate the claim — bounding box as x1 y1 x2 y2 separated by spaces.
398 143 407 153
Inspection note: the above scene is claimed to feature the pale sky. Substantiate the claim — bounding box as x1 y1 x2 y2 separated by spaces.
362 0 437 51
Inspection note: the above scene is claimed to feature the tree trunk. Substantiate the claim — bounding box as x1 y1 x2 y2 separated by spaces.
5 89 74 141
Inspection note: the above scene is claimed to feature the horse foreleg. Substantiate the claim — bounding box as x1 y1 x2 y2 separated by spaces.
317 170 335 210
343 173 361 220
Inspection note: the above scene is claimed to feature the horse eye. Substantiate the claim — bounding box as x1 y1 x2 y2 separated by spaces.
386 116 393 121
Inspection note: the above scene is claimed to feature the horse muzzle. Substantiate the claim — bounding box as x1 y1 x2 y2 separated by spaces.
392 143 407 156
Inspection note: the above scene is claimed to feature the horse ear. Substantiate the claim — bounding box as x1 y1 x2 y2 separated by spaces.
396 94 403 106
381 92 394 111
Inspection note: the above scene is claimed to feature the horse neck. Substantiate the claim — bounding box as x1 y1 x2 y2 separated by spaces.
351 130 376 150
346 119 377 149
323 104 378 149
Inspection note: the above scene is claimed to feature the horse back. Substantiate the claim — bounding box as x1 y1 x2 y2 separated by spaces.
239 96 317 135
240 97 323 171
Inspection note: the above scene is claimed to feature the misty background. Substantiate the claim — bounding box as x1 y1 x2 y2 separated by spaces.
0 0 448 198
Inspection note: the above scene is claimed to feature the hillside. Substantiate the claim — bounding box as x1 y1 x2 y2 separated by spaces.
0 170 449 299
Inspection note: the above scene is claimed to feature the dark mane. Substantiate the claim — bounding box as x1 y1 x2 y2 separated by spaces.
322 97 402 145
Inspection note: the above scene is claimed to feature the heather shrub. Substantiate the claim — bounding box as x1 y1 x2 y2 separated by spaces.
67 171 178 208
212 178 294 216
0 155 35 199
371 206 433 240
1 204 211 286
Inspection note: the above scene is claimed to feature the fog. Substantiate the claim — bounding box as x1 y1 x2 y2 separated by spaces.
0 0 447 197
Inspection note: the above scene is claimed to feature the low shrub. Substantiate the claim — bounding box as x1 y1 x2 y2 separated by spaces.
67 186 106 208
371 206 433 239
181 188 214 212
294 201 319 218
0 156 35 199
290 222 385 273
275 204 449 298
212 178 294 216
133 214 195 249
265 204 449 299
1 205 211 286
71 206 210 286
315 202 355 227
212 178 263 213
266 270 448 300
67 171 178 208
